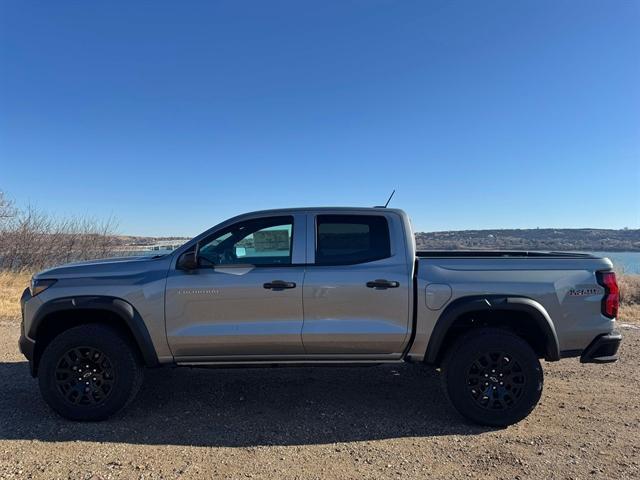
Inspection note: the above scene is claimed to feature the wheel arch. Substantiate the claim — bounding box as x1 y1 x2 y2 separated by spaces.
29 296 159 376
424 295 560 365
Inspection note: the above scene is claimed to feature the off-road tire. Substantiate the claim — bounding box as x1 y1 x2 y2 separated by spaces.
38 324 143 421
441 327 543 427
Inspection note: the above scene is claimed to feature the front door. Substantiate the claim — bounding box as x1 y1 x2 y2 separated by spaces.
166 215 305 359
302 213 411 356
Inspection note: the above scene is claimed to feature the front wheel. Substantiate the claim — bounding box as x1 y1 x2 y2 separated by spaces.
38 324 143 421
441 328 543 427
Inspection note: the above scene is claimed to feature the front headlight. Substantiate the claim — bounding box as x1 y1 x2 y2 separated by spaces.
29 278 57 296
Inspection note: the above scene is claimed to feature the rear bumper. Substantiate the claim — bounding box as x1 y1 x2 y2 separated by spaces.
580 332 622 364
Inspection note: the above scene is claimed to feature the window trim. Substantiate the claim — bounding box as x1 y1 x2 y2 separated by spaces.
313 214 392 266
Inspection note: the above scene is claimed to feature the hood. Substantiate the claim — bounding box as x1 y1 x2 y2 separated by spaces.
34 254 173 280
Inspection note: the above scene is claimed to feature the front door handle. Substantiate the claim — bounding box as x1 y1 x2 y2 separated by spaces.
366 279 400 289
263 280 297 290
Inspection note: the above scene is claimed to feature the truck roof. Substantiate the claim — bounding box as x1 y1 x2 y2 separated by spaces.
238 206 407 216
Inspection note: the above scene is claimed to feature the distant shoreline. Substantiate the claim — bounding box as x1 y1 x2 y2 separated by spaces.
414 228 640 252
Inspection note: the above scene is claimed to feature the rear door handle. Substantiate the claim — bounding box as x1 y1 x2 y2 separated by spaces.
366 279 400 289
263 280 297 290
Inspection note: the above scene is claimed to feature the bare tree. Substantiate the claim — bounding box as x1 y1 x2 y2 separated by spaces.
0 190 120 271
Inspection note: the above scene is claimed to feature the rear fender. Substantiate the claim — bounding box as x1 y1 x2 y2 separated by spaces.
424 295 560 364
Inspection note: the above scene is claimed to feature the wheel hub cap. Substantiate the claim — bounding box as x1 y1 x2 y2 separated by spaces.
466 351 526 410
54 347 115 406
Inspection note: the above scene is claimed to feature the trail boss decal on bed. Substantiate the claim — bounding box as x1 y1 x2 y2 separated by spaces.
568 287 599 296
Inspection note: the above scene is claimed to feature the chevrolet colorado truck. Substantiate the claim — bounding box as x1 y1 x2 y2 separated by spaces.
19 207 622 426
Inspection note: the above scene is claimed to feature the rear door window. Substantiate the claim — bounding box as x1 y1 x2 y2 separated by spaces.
315 215 391 265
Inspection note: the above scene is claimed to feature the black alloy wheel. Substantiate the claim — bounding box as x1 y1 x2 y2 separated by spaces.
38 324 143 421
441 328 543 427
466 350 525 411
54 346 116 407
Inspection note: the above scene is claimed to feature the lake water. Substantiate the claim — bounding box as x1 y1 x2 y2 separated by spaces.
588 252 640 274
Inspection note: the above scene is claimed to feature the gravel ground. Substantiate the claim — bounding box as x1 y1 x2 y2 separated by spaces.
1 317 639 480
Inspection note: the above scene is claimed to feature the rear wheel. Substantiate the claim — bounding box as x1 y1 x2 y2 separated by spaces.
38 324 143 421
441 328 543 427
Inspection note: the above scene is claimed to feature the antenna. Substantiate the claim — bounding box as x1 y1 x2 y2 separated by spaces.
383 189 396 208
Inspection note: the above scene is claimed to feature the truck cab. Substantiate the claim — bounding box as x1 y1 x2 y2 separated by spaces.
166 208 414 361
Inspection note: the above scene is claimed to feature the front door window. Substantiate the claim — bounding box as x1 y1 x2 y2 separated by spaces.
198 216 293 266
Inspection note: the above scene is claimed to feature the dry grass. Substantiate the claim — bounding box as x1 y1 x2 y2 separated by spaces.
619 273 640 305
0 270 31 321
619 304 640 323
618 274 640 324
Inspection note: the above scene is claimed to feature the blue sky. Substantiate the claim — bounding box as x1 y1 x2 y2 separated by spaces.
1 1 639 236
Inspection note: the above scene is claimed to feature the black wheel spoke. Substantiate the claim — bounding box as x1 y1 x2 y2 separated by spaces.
55 346 115 408
466 349 526 411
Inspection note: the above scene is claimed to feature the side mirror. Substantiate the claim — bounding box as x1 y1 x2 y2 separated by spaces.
177 250 198 270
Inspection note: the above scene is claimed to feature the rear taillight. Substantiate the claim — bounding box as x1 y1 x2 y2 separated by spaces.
596 271 619 319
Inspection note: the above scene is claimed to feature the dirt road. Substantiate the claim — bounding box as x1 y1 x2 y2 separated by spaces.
1 315 639 479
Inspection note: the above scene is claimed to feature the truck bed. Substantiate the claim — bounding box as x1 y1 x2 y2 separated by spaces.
410 250 614 362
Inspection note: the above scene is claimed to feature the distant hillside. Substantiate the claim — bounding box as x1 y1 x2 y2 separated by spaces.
415 228 640 252
113 229 640 253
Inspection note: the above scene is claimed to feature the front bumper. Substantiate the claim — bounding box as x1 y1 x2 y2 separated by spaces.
580 332 622 364
19 287 37 376
18 332 37 377
19 332 35 361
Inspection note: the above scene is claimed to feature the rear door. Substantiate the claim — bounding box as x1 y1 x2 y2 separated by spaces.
301 212 412 356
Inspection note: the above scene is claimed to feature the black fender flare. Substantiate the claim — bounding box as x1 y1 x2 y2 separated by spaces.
30 295 159 367
424 295 560 364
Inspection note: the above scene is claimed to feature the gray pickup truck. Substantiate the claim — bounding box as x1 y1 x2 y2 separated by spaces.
19 207 621 426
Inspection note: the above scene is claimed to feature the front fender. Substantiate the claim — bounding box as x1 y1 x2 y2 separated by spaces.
29 295 159 368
